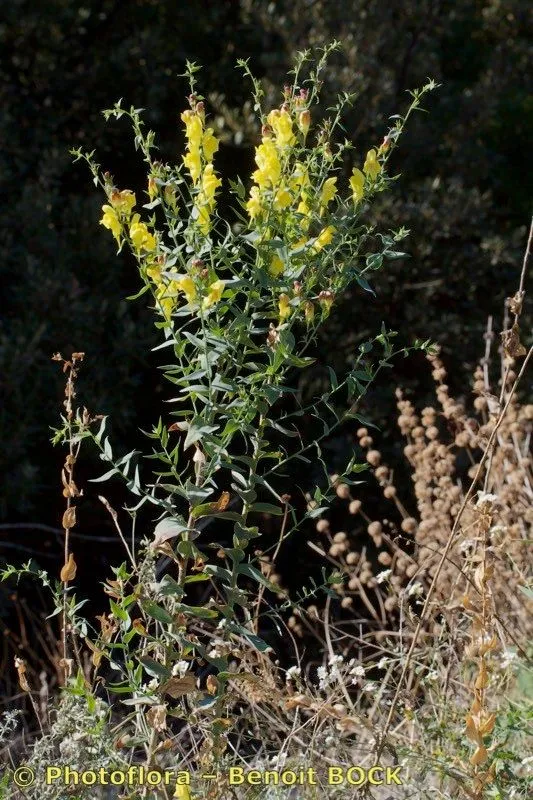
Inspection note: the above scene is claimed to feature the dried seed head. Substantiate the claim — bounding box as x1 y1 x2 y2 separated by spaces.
366 450 381 467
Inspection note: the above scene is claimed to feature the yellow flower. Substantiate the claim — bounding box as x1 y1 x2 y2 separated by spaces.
100 205 122 243
267 109 296 147
297 109 311 138
147 177 158 200
181 109 203 151
109 190 136 214
269 255 284 277
194 164 222 234
196 204 211 235
183 149 202 184
320 177 337 208
274 185 292 210
253 138 281 188
313 225 335 251
246 186 262 220
164 185 177 211
177 275 196 304
349 168 365 203
173 783 191 800
201 164 222 205
129 215 156 252
203 279 225 309
146 260 162 282
363 149 381 180
291 162 310 190
156 279 180 320
202 128 219 162
278 293 291 321
304 300 315 324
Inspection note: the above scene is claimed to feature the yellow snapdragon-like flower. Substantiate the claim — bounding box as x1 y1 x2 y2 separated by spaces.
109 189 136 214
100 205 122 243
273 185 292 210
202 128 219 161
246 186 262 220
129 215 156 252
267 109 296 147
194 164 222 234
177 275 197 304
203 279 225 310
164 184 177 211
278 293 291 321
253 137 281 189
313 225 335 251
156 279 180 320
181 110 203 151
320 177 337 208
363 149 381 180
350 168 365 203
183 149 202 185
269 255 284 277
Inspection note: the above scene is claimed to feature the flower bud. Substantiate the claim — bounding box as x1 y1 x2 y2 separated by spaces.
318 290 334 310
293 281 302 295
148 176 158 200
298 110 311 137
304 301 315 324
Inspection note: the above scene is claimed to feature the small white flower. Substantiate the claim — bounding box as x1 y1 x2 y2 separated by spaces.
407 581 424 597
377 657 389 670
500 648 518 669
286 666 301 682
172 660 189 677
476 491 497 507
350 664 366 678
376 569 392 584
328 654 344 667
363 681 376 692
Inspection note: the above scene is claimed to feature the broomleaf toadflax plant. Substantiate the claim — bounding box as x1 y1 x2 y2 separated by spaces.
4 47 437 797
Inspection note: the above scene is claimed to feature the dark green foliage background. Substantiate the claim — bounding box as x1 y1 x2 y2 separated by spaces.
1 0 531 523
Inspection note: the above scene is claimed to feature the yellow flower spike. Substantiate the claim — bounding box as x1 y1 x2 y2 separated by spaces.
109 189 136 214
313 225 335 252
273 185 292 210
269 255 284 277
320 176 337 209
177 275 197 304
100 205 122 243
203 279 225 310
129 215 156 252
363 149 381 180
278 293 291 321
246 186 262 220
349 168 365 203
